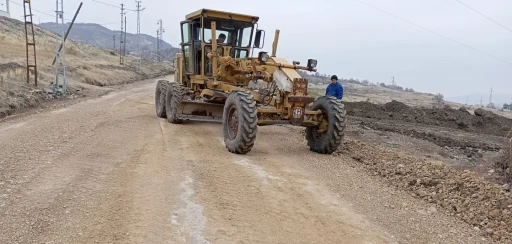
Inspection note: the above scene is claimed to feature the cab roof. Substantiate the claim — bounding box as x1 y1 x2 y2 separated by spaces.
185 8 259 23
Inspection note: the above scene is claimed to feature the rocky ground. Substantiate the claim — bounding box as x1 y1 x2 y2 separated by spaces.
335 100 512 242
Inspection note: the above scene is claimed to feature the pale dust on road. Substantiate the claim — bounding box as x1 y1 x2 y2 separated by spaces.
0 76 487 244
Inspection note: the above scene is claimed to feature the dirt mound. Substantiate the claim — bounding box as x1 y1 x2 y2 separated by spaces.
0 62 23 73
361 121 502 151
344 100 512 137
337 139 512 242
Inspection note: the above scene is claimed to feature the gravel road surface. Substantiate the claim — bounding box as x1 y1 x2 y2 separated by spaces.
0 76 489 244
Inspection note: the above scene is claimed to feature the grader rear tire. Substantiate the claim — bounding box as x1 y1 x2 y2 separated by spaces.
222 91 258 154
165 82 185 124
306 96 346 154
155 80 168 118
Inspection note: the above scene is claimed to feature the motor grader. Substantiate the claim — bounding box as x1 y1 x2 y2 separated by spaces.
155 8 346 154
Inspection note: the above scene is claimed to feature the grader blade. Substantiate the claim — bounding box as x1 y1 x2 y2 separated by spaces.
176 100 224 123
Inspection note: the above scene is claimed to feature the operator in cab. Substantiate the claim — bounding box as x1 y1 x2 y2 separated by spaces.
217 33 226 44
206 33 226 56
325 75 344 100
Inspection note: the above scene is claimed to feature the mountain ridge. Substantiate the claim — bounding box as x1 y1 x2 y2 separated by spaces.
38 22 180 62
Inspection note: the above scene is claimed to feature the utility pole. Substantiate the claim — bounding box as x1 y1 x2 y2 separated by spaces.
23 0 37 86
119 3 125 65
113 34 116 49
2 0 10 17
135 1 145 73
157 19 164 62
489 87 493 105
390 76 396 86
156 29 160 61
54 0 67 93
124 16 127 57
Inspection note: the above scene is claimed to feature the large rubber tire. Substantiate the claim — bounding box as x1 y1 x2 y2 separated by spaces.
222 91 258 154
305 96 346 154
165 82 185 124
155 80 168 118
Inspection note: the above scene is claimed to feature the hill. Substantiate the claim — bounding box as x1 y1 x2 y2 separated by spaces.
0 16 170 119
38 22 181 62
447 93 512 109
299 71 512 119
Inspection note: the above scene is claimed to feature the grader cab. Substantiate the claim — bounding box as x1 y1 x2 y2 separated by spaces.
155 8 346 154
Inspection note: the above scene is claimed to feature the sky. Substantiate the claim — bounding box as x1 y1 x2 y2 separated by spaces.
4 0 512 98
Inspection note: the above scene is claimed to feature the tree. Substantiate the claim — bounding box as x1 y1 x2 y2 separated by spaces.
433 93 444 108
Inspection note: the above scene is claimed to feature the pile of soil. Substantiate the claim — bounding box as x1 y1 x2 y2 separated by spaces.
344 100 512 137
337 139 512 242
360 121 502 151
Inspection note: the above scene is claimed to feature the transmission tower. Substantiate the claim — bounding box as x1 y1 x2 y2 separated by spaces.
157 19 164 62
156 29 160 61
1 0 10 17
489 88 493 104
124 16 127 57
23 0 37 86
119 3 126 65
54 0 67 93
135 1 145 73
390 76 396 86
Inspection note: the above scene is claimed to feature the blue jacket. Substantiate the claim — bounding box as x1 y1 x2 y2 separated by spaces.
326 82 344 100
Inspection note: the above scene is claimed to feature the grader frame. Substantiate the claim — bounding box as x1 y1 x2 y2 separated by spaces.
155 8 346 154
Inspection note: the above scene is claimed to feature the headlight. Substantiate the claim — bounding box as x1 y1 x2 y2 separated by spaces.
307 59 317 68
258 52 269 62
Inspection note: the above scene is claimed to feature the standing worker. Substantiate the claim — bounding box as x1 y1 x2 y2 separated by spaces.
325 75 344 100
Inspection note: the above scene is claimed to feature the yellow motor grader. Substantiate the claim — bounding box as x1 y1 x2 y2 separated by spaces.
155 9 346 154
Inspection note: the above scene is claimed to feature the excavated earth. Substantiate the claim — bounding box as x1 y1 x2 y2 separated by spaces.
344 100 512 137
333 100 512 242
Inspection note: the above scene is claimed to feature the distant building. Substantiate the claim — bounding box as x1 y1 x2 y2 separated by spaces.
0 0 10 18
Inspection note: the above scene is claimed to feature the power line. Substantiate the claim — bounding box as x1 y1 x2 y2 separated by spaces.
453 0 512 35
90 0 136 11
9 0 72 21
351 0 512 67
90 0 118 9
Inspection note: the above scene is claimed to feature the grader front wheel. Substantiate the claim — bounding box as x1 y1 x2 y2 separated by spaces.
222 91 258 154
306 96 346 154
165 82 185 124
155 80 168 118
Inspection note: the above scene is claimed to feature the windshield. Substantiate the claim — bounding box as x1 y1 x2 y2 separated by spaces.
202 18 254 47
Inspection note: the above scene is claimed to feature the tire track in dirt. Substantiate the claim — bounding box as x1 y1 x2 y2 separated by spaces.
166 122 396 244
0 77 496 244
0 81 189 243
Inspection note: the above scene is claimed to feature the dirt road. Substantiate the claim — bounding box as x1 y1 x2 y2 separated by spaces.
0 76 489 244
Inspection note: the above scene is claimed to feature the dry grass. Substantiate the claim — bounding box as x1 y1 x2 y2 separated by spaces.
0 16 171 119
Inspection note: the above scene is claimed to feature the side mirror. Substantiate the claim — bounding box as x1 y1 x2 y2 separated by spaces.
254 29 265 48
